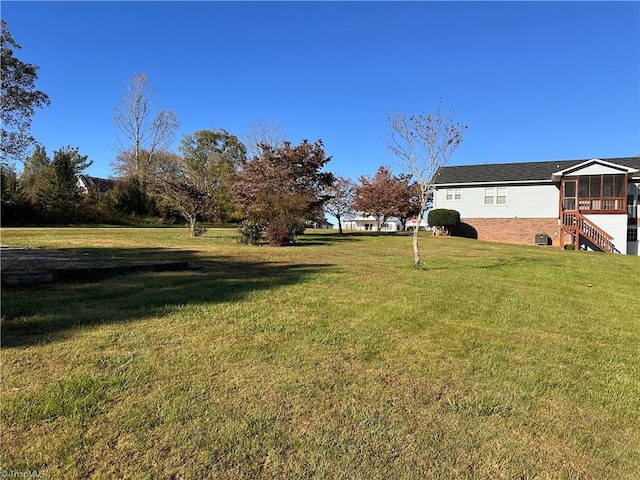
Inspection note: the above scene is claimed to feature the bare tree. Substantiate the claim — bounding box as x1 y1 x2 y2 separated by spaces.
242 118 288 160
386 105 466 268
112 73 178 181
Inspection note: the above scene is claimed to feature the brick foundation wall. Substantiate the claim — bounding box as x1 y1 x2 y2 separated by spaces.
462 217 561 247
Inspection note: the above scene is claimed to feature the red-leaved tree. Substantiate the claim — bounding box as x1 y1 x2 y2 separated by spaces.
354 166 417 230
234 140 334 246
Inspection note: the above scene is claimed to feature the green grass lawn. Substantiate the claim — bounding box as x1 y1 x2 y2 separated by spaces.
1 227 639 479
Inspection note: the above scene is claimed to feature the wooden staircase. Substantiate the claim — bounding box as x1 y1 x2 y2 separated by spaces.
561 211 620 253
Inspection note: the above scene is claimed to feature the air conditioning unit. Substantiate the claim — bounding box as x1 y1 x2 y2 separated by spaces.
535 233 550 245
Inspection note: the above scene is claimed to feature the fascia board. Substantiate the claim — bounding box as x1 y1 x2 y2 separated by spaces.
434 179 552 188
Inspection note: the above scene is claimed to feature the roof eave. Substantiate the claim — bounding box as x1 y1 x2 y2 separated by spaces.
434 179 553 187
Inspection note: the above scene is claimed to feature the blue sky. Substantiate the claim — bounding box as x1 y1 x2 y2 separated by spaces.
3 1 639 182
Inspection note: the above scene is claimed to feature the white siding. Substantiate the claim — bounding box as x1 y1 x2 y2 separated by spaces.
564 164 628 176
584 214 628 254
343 216 403 231
434 184 559 218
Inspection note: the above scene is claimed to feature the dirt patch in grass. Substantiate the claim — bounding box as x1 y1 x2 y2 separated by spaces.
0 246 188 286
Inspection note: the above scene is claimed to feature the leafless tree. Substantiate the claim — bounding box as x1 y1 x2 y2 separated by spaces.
386 104 467 268
243 118 288 160
112 73 178 181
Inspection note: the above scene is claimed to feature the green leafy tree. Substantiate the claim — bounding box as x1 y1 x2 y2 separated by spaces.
20 144 51 209
43 146 92 220
109 177 151 217
1 20 51 162
234 140 334 246
324 175 356 234
0 162 27 224
150 129 247 236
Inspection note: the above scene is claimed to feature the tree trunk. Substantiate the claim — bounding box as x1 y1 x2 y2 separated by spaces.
412 207 426 268
188 215 199 237
412 224 421 268
337 216 343 234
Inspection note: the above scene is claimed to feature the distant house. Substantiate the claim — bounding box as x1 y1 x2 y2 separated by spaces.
309 219 334 229
77 175 116 197
405 217 430 231
432 156 640 255
343 215 404 232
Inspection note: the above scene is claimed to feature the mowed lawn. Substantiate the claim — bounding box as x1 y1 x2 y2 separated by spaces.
1 227 639 479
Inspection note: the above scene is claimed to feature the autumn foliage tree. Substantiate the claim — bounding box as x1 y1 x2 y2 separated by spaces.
234 139 334 246
354 166 415 230
392 179 422 230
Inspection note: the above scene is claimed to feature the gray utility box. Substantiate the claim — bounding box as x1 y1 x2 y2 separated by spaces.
535 233 550 245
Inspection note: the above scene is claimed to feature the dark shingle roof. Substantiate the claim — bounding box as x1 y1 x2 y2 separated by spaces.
78 175 117 193
433 157 640 185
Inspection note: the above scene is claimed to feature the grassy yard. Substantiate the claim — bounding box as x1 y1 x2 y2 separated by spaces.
1 227 639 479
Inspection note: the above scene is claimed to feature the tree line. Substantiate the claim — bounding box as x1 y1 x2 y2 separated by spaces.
1 19 466 264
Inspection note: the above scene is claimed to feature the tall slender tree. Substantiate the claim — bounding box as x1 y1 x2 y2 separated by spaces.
386 104 466 267
324 175 356 234
112 73 178 181
1 20 50 162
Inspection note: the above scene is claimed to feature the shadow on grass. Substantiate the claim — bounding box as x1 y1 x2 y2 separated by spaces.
1 247 332 348
424 255 563 271
296 230 413 246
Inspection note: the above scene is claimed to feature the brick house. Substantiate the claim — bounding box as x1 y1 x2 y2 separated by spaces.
432 157 640 255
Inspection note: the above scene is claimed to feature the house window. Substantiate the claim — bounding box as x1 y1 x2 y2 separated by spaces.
496 187 507 205
446 189 462 201
628 228 638 242
484 187 507 205
484 188 495 205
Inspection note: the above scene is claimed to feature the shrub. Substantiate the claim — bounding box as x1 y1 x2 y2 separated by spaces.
428 209 461 236
237 221 264 245
264 216 306 246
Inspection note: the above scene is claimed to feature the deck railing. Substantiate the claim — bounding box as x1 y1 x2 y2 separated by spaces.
562 211 619 253
576 197 626 212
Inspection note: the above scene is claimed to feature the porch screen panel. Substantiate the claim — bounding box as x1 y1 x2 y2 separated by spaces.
579 177 589 197
590 176 601 197
563 181 576 210
615 176 626 197
603 175 613 197
576 174 627 213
